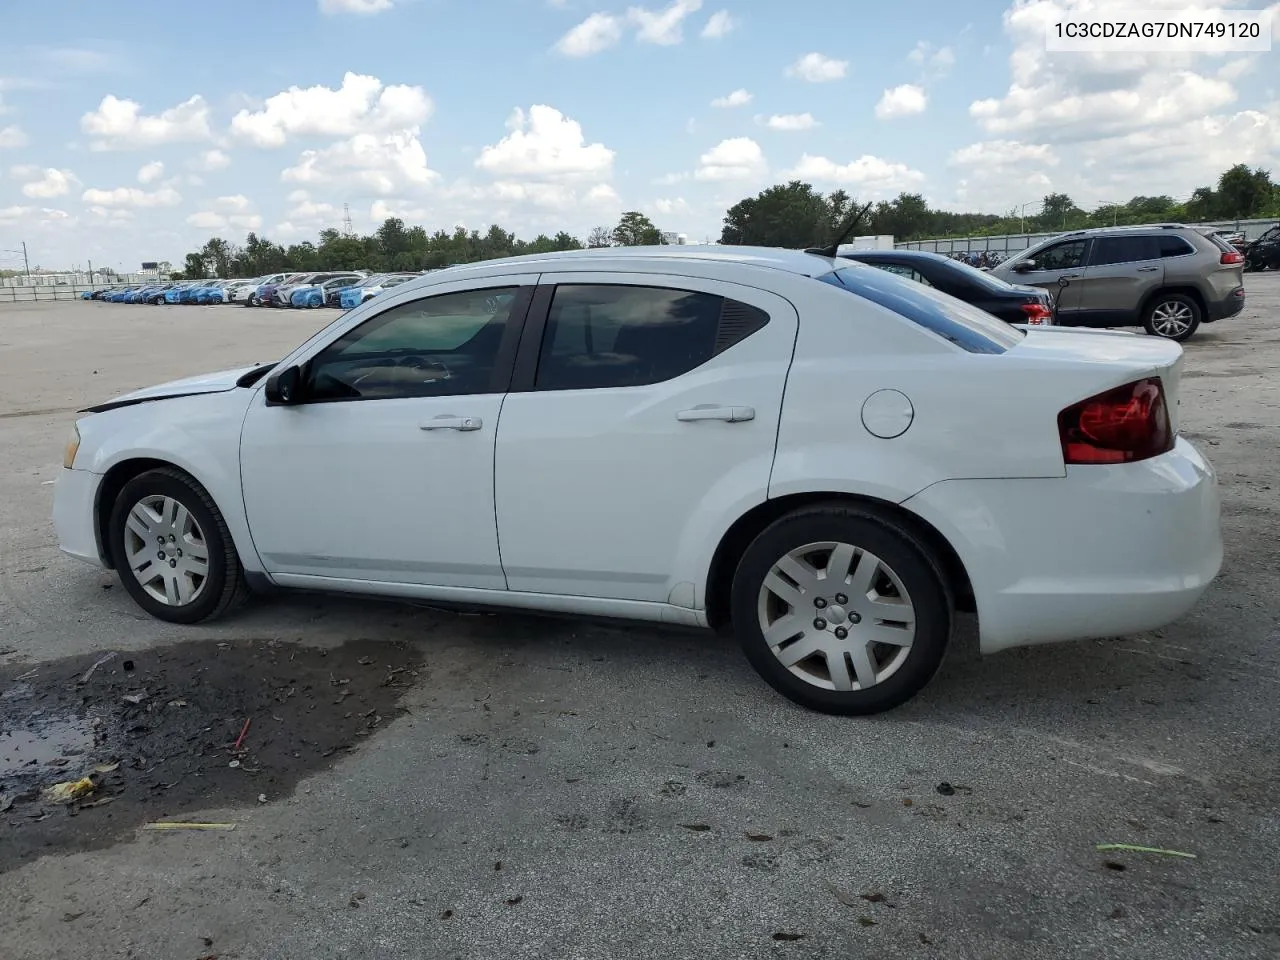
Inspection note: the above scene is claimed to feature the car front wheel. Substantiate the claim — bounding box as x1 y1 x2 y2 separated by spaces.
730 505 951 715
1143 293 1201 341
108 468 246 624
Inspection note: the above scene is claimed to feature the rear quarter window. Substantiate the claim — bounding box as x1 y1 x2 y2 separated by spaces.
817 265 1023 354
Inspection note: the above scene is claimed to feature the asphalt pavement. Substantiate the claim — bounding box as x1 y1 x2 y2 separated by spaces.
1 285 1277 959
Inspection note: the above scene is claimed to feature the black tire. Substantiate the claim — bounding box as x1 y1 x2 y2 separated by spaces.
244 293 257 307
730 504 952 715
1142 293 1201 342
108 468 247 624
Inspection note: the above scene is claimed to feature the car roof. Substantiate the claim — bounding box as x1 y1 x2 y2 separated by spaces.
418 245 839 281
841 249 954 265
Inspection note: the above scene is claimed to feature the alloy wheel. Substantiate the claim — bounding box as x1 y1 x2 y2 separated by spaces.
121 494 210 606
1149 300 1194 338
757 541 916 692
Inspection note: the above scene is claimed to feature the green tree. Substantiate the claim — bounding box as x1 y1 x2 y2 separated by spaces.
1216 164 1274 218
720 181 835 247
612 211 662 246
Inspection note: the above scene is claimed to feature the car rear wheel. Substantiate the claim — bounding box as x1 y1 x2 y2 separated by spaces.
1143 293 1200 341
108 468 246 624
730 505 951 715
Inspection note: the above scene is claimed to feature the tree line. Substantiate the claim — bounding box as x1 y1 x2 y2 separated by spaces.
174 164 1277 278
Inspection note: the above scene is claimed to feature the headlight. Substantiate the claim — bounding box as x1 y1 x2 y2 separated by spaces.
63 424 81 469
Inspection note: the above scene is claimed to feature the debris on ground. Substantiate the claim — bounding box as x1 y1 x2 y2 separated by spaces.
1096 843 1197 859
772 932 805 941
1 638 423 872
143 822 236 831
41 777 95 804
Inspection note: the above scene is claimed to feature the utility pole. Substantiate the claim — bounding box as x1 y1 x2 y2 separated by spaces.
21 241 31 281
88 259 94 285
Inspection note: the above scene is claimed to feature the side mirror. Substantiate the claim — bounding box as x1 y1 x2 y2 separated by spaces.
264 365 302 405
1013 259 1036 273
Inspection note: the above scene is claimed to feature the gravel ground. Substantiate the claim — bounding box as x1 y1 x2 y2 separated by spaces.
1 287 1277 960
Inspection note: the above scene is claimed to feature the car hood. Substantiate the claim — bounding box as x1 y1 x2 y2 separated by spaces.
82 365 262 413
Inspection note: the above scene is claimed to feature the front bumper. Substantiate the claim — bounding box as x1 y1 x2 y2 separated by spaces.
53 467 106 567
903 437 1221 654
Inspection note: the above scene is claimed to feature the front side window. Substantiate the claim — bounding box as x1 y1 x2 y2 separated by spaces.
305 287 519 401
535 284 756 391
1033 240 1088 271
1090 236 1159 266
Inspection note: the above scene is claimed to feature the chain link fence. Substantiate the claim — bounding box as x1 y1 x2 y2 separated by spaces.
895 218 1280 257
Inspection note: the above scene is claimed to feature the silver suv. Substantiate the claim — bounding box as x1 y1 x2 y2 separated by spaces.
990 224 1246 341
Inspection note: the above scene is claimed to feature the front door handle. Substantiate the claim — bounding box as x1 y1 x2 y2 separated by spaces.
420 415 483 432
676 405 755 423
1059 274 1081 280
1137 266 1160 273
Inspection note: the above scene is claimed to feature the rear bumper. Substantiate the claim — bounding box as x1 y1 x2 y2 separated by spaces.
903 437 1221 654
1206 289 1245 322
53 467 106 567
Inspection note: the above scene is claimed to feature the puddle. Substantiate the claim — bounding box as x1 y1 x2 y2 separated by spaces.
0 638 424 872
1 718 96 780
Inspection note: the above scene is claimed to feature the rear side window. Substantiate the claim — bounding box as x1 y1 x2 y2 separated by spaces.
1203 232 1236 254
1159 236 1195 257
1090 236 1159 266
535 284 769 391
818 266 1023 354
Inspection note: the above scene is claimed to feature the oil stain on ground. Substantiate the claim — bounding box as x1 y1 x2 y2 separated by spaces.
0 638 423 872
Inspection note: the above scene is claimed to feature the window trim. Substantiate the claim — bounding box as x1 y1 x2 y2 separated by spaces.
1156 235 1197 259
507 279 768 393
1031 237 1091 271
289 284 533 406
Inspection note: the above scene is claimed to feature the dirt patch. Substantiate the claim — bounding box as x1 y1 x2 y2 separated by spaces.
0 638 423 872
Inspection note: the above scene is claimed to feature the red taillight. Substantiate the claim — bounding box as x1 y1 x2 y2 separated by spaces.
1058 377 1173 465
1221 250 1244 264
1020 301 1053 324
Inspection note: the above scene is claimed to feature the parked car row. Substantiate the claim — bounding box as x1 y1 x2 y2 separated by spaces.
82 270 429 311
853 224 1246 343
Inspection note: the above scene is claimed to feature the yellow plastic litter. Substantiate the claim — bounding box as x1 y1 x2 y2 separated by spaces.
143 821 236 831
41 777 95 804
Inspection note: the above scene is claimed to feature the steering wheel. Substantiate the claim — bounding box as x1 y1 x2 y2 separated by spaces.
397 355 452 380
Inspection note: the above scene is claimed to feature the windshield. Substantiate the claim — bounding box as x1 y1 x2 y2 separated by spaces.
818 265 1023 354
352 274 386 288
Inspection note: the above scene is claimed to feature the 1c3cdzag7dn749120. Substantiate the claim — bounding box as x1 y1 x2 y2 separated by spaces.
53 246 1222 714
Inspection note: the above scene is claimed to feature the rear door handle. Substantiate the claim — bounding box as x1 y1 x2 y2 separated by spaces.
1060 274 1081 280
420 415 483 432
1137 266 1160 273
676 405 755 423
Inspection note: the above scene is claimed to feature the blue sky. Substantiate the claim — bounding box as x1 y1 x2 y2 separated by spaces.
0 0 1277 272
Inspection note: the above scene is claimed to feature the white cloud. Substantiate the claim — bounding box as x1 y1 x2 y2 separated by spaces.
654 196 689 215
875 84 927 119
187 203 263 231
189 149 230 172
908 41 955 78
230 73 432 148
695 137 766 180
785 52 848 83
186 210 229 229
711 88 752 108
213 194 252 212
0 205 34 224
476 105 614 181
585 183 620 205
137 160 164 184
80 185 182 207
0 125 28 149
764 112 818 131
553 12 624 56
17 167 78 198
783 153 925 192
319 0 393 13
80 94 212 150
282 129 439 195
949 139 1058 168
701 9 736 38
628 0 702 45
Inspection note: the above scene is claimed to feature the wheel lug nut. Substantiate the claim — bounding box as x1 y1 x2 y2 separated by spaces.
835 593 848 605
157 536 165 545
850 612 861 624
169 534 177 542
157 551 165 560
168 558 177 568
814 597 827 609
176 549 183 557
813 618 827 630
834 627 848 640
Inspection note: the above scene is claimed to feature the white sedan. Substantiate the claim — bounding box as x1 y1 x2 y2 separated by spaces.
53 247 1222 714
